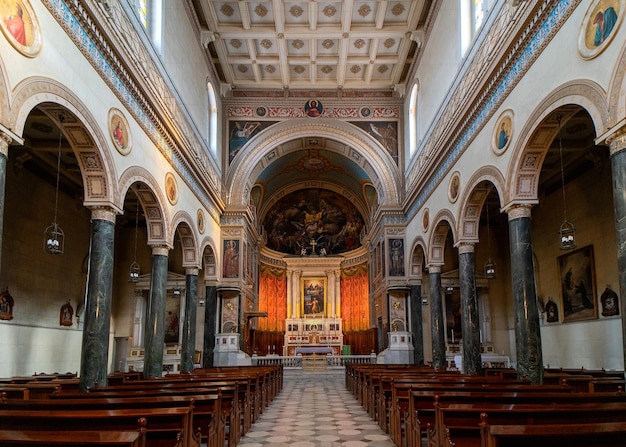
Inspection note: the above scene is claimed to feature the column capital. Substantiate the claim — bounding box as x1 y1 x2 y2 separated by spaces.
89 206 118 223
456 242 475 254
151 245 170 256
595 122 626 155
185 267 199 276
427 265 442 274
0 133 11 157
502 203 533 220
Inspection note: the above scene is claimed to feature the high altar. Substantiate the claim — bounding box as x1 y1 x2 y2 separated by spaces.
282 255 344 355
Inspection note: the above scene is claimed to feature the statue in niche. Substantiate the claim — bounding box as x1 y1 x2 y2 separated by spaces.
60 300 73 326
0 290 14 320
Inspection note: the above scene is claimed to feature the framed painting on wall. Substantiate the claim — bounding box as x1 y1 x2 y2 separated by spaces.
558 245 598 322
302 278 326 316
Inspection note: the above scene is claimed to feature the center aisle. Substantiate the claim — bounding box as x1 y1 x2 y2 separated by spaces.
238 369 395 447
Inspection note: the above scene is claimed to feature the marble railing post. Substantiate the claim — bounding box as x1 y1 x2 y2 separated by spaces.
79 206 117 391
429 265 446 370
180 267 198 373
458 242 482 375
607 131 626 379
143 245 169 378
410 284 424 365
505 204 543 384
202 284 217 367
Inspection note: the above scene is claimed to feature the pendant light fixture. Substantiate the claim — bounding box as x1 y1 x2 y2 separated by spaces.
129 196 141 282
557 115 576 250
484 195 496 279
44 117 65 255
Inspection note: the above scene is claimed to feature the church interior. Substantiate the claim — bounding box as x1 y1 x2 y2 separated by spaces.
1 0 626 444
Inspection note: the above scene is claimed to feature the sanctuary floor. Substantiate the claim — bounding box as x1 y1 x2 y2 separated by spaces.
237 369 395 447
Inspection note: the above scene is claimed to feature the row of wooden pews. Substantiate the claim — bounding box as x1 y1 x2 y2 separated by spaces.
0 365 282 447
346 363 626 447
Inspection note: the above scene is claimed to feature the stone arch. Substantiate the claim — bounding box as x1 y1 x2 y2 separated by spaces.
409 236 427 279
8 77 118 206
171 210 200 268
200 236 219 279
606 40 626 127
118 166 171 247
428 209 456 266
505 80 608 206
0 56 10 124
226 118 401 206
457 166 506 242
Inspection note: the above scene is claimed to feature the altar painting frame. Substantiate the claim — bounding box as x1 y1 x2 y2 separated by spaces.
558 245 598 323
301 278 326 317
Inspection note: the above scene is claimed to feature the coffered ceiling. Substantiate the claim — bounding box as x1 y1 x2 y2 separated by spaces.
193 1 433 90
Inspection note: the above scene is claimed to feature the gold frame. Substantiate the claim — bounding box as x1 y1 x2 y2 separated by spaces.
558 245 598 323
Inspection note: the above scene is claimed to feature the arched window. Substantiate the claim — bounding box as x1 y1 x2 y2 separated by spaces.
460 0 494 56
207 81 218 156
408 83 419 158
132 0 163 53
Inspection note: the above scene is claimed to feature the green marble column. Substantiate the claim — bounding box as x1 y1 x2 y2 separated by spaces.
143 245 169 378
79 207 116 391
180 267 198 373
429 265 446 370
458 243 482 375
410 284 424 365
507 205 543 384
203 285 217 368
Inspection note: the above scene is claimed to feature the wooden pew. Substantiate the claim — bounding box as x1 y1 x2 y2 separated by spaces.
0 406 197 447
430 401 626 447
479 416 626 447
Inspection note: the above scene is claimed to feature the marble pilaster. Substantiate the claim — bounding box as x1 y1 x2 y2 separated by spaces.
79 207 116 391
410 284 424 365
0 133 11 272
203 285 217 367
143 245 169 378
458 243 482 375
608 132 626 379
180 267 198 373
429 265 446 370
506 205 543 384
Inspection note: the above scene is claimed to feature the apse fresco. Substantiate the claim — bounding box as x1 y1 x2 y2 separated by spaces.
263 189 365 255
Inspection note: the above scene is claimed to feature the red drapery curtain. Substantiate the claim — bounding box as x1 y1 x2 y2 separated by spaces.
340 264 369 332
258 264 287 332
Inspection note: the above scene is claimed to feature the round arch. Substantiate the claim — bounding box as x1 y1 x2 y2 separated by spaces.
171 210 200 269
606 41 626 125
118 166 171 248
428 209 456 266
8 77 118 207
505 80 609 206
226 118 401 206
408 236 427 280
457 166 506 242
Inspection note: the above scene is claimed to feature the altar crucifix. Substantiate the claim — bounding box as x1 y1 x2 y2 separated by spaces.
309 238 318 255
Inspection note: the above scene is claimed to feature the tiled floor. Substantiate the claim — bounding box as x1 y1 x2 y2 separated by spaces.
238 369 395 447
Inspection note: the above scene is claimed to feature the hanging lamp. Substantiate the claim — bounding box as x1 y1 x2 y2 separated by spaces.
129 196 141 282
44 117 65 254
557 116 576 250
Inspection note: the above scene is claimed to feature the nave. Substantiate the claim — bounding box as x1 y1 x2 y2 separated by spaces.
238 370 394 447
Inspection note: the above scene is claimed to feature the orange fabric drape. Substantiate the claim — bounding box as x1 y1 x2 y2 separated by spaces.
340 264 369 332
258 264 287 331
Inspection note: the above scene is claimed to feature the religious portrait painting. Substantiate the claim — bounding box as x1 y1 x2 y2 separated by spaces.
164 292 181 344
197 209 205 234
448 172 460 203
0 289 14 320
0 0 41 57
228 120 274 163
223 239 240 278
304 99 323 118
59 300 73 327
388 238 405 277
491 111 513 155
578 0 624 60
302 278 326 316
422 208 429 232
108 108 131 155
165 172 178 205
352 121 399 164
558 245 598 322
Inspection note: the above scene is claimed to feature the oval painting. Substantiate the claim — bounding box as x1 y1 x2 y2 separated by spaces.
0 0 42 57
578 0 624 60
108 108 132 155
165 172 178 205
